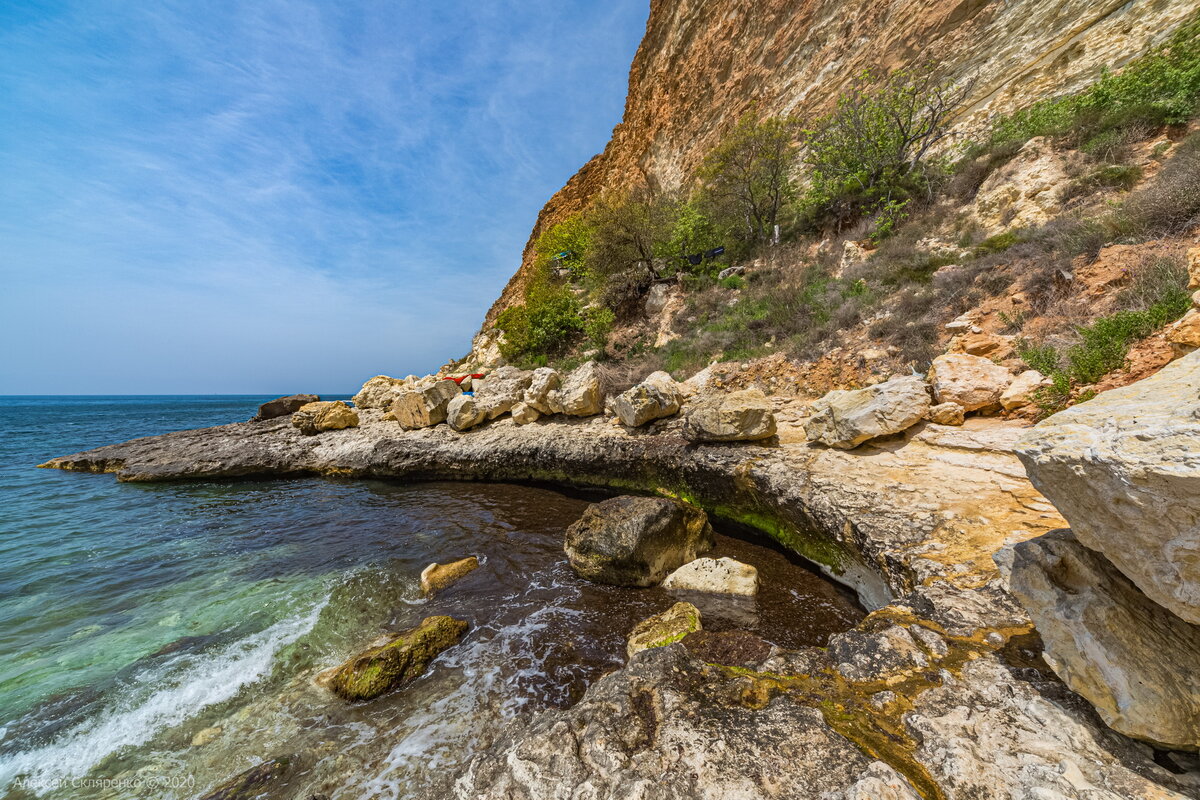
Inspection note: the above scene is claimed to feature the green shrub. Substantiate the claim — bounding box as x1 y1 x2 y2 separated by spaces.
1109 133 1200 238
495 267 585 364
974 231 1021 256
1017 340 1061 375
583 307 615 350
719 274 745 290
535 214 594 279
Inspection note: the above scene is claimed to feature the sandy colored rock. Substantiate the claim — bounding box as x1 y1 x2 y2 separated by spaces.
1188 246 1200 289
1016 350 1200 624
661 557 758 596
446 394 485 432
926 402 965 426
523 367 563 415
254 394 319 421
391 380 461 430
1166 308 1200 356
612 381 680 427
353 375 411 410
681 388 776 442
999 370 1051 411
804 375 930 449
928 353 1012 412
319 615 468 702
956 332 1014 359
511 402 540 425
558 361 603 417
1006 529 1200 749
564 496 714 587
420 556 480 596
474 366 534 420
972 137 1069 236
626 601 701 658
291 401 358 436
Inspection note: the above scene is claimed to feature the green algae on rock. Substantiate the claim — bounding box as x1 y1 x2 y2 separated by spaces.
627 601 702 659
320 615 468 702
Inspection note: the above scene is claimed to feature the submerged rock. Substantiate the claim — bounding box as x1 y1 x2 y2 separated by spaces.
928 353 1011 412
291 401 359 435
1015 350 1200 624
1006 529 1200 749
662 557 758 596
681 388 776 442
564 496 714 587
320 615 468 701
391 380 461 430
804 375 930 449
199 756 294 800
254 394 318 421
420 556 479 596
627 601 701 658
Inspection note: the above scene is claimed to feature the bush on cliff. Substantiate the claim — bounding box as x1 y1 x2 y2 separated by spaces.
534 213 594 279
495 265 585 364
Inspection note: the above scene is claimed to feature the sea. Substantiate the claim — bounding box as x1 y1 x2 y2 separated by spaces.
0 396 863 799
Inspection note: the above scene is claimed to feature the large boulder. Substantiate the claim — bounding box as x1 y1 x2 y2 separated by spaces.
420 556 479 597
353 375 411 410
612 374 681 428
682 388 777 442
926 402 965 426
511 402 540 425
254 394 319 421
318 615 468 701
474 366 534 420
627 602 702 659
804 375 930 449
1015 350 1200 624
662 557 758 596
999 370 1051 411
927 353 1012 412
559 361 603 416
390 380 461 429
523 367 563 415
1005 529 1200 749
564 496 714 587
291 401 359 435
446 394 485 432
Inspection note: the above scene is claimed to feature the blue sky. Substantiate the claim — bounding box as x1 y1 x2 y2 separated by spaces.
0 0 647 394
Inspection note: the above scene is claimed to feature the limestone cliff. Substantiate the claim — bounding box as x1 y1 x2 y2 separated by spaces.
481 0 1200 330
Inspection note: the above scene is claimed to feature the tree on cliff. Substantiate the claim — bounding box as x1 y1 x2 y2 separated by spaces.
583 186 678 315
695 113 802 247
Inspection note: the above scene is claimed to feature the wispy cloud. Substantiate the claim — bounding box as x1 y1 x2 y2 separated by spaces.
0 0 647 393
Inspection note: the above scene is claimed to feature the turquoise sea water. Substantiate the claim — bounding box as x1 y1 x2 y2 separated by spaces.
0 397 864 799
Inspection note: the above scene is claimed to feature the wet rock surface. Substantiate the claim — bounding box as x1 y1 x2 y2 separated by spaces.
319 615 468 702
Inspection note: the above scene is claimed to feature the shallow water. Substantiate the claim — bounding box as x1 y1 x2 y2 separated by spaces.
0 397 864 799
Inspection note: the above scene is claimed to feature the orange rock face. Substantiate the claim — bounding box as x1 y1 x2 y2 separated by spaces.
480 0 1198 332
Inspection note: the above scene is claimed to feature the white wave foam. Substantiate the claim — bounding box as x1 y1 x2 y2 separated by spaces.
0 599 325 794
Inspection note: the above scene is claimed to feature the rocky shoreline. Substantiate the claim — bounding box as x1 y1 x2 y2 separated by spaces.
41 381 1200 798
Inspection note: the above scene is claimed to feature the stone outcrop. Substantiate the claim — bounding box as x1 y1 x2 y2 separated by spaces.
626 601 701 659
474 366 533 420
1016 350 1200 624
972 137 1069 235
928 353 1012 412
564 496 714 587
999 370 1051 411
661 556 758 596
1166 309 1200 357
611 376 681 428
558 361 603 417
318 615 468 701
523 367 563 415
446 394 485 431
291 401 358 436
804 375 930 449
1006 529 1200 749
420 556 480 597
390 380 461 430
254 394 318 421
681 388 776 442
353 375 410 410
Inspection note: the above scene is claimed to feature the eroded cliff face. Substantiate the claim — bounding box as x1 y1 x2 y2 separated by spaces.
481 0 1200 329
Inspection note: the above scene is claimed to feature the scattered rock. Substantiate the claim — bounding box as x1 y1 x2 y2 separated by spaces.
391 380 461 429
926 402 965 426
681 388 776 442
957 332 1014 359
1188 245 1200 289
717 265 744 280
627 601 702 658
1165 308 1200 356
611 376 681 427
1015 350 1200 624
661 557 758 595
254 394 319 421
1006 529 1200 749
353 375 410 410
564 496 714 587
999 370 1051 411
474 366 534 420
318 616 468 701
446 394 485 431
558 361 603 416
804 375 930 449
645 283 672 316
199 756 294 800
972 136 1069 235
927 353 1012 412
190 726 222 747
523 367 563 415
291 401 359 436
511 402 540 425
420 556 480 596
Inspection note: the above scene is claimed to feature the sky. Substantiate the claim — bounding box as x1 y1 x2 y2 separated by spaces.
0 0 648 394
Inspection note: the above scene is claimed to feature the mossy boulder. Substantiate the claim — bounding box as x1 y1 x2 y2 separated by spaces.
627 602 701 658
320 615 468 701
199 756 294 800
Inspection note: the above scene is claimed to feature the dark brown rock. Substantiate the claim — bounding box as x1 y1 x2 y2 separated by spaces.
253 394 319 421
